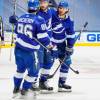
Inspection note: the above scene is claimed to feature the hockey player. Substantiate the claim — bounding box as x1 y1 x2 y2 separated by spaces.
12 0 52 97
0 16 4 46
39 0 75 92
35 0 54 91
52 0 75 92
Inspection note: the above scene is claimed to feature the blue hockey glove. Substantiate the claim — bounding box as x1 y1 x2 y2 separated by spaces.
47 44 58 59
9 15 18 24
66 47 74 56
50 46 58 59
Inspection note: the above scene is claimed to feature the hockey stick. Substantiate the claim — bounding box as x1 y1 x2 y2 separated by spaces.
0 17 2 55
0 16 4 55
9 0 16 61
47 22 88 79
32 35 80 75
31 23 88 76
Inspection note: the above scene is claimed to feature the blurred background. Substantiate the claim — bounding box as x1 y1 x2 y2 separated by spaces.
0 0 100 31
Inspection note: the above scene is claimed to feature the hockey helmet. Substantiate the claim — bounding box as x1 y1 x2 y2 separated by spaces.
58 0 69 9
28 0 40 11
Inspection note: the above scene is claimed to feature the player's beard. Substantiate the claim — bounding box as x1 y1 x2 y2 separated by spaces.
58 9 69 17
40 6 48 11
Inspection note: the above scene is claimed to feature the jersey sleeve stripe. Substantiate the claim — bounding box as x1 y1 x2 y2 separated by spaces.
16 38 40 50
67 34 76 38
37 32 49 39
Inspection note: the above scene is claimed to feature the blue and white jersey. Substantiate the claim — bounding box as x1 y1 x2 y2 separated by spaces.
51 9 75 48
37 8 52 38
15 13 50 52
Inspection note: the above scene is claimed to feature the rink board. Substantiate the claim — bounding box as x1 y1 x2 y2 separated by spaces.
0 31 100 48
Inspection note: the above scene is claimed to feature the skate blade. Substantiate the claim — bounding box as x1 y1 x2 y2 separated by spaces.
31 90 40 95
12 93 20 99
58 88 72 92
17 94 30 100
29 90 38 99
40 90 54 94
18 90 38 100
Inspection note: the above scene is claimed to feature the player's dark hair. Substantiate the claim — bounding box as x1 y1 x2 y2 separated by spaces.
28 9 37 13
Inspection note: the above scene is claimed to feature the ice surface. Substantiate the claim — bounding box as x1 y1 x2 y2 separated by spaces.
0 47 100 100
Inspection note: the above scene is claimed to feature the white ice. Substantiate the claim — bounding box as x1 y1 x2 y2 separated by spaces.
0 47 100 100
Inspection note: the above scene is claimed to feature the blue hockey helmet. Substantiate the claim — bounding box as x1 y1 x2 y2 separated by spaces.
28 0 40 10
58 0 69 9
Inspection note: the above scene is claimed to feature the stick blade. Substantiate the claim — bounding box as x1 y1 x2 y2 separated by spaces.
76 71 79 74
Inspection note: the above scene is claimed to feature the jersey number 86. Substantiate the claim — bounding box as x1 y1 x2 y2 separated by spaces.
17 23 33 39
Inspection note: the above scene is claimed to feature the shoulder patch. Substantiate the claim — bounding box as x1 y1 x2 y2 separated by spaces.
38 15 43 20
37 15 45 23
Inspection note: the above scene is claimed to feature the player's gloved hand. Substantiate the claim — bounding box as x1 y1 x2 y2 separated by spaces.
9 15 18 25
50 45 58 59
47 44 58 58
47 44 54 50
66 46 74 56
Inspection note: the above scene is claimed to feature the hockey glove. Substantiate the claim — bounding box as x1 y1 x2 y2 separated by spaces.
66 47 74 56
9 15 18 25
50 46 58 59
47 44 58 59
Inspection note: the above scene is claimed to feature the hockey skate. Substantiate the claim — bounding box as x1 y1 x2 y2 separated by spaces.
19 89 29 99
12 87 20 98
31 82 40 91
31 83 40 95
39 80 53 94
31 85 40 92
20 88 39 100
58 84 72 92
